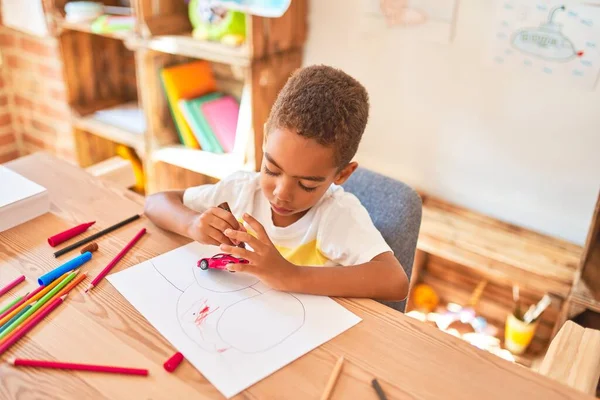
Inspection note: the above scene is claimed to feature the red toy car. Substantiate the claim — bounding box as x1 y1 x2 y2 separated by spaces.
197 253 249 271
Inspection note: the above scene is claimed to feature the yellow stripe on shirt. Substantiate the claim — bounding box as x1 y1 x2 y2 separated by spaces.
274 240 330 266
242 224 329 266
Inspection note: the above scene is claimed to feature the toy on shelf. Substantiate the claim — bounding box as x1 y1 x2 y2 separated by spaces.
411 283 439 313
90 15 135 34
437 280 489 335
188 0 246 46
115 145 145 194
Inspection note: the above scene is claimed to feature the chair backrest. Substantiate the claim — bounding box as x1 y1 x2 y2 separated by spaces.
341 167 422 312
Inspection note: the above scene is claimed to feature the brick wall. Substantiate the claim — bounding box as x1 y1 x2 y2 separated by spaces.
0 13 75 164
0 53 16 163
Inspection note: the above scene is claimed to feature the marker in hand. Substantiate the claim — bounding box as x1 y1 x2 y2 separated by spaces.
217 202 246 249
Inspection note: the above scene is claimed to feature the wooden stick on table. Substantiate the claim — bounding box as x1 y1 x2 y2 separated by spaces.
320 355 345 400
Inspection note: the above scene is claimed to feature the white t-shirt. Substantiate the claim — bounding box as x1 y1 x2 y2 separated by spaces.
183 171 392 267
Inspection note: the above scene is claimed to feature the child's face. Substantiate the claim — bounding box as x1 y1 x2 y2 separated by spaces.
260 128 356 225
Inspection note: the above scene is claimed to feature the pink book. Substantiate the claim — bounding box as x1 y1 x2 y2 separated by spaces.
200 96 240 153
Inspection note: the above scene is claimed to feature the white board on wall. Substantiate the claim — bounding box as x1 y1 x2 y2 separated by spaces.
1 0 49 37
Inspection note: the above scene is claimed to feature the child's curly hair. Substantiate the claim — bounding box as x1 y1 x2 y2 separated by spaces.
265 65 370 168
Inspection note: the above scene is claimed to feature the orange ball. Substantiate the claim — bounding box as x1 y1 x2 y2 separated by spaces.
412 284 439 312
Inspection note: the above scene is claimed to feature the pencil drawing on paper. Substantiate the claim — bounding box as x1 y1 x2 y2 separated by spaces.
151 259 306 355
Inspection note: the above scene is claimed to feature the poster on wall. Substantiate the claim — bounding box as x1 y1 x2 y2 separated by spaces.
363 0 460 44
489 0 600 89
1 0 49 37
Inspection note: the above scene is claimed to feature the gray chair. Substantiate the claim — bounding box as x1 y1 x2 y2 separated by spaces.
342 167 422 312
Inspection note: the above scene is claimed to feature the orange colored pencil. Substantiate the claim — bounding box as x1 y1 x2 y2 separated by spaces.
0 272 70 327
55 272 87 299
0 273 86 347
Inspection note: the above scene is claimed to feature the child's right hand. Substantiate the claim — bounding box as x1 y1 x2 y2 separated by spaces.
188 207 243 246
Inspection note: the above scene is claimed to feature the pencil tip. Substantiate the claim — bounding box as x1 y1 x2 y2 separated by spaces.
7 357 15 365
60 294 67 300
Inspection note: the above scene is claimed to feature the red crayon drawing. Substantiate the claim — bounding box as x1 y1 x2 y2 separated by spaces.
193 299 220 326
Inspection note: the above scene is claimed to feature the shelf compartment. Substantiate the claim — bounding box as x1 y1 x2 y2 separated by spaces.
72 103 145 158
57 18 134 41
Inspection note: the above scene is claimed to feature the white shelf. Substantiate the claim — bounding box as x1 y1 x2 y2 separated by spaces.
73 106 145 158
128 33 251 67
151 145 254 180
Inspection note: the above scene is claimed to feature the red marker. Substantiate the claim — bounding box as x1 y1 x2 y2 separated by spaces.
163 352 184 372
48 221 96 247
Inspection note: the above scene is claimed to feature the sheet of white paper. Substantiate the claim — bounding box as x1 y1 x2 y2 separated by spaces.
1 0 49 37
487 0 600 90
107 242 361 398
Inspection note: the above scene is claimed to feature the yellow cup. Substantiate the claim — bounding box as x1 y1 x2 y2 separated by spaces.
504 313 538 355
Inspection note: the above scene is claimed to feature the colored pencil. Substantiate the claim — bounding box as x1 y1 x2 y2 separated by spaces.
9 358 149 376
86 228 146 293
0 275 25 298
0 273 68 327
47 221 95 247
54 272 87 299
0 273 86 348
371 379 389 400
320 355 345 400
0 304 33 334
0 291 35 322
54 214 141 257
0 271 78 340
0 294 26 316
0 295 66 356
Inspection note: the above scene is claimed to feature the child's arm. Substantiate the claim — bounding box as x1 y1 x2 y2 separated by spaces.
220 214 409 301
144 190 242 246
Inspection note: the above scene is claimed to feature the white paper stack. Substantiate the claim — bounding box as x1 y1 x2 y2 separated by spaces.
0 166 49 233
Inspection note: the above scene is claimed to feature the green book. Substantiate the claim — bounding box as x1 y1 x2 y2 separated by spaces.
179 93 225 154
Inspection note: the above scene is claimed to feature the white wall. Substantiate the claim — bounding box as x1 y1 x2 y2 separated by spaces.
303 0 600 245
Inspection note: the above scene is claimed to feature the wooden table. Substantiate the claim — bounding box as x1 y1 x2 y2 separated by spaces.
0 153 593 400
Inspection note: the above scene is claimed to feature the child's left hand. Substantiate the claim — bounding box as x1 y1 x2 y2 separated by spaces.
220 213 298 291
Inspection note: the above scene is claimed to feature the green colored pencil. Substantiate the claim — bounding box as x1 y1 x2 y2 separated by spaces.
0 270 78 340
0 295 24 315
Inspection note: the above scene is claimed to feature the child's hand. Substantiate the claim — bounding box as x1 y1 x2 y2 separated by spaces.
188 207 243 246
219 214 299 291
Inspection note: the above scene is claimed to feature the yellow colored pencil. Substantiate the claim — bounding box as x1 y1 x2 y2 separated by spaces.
321 356 345 400
0 272 70 327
